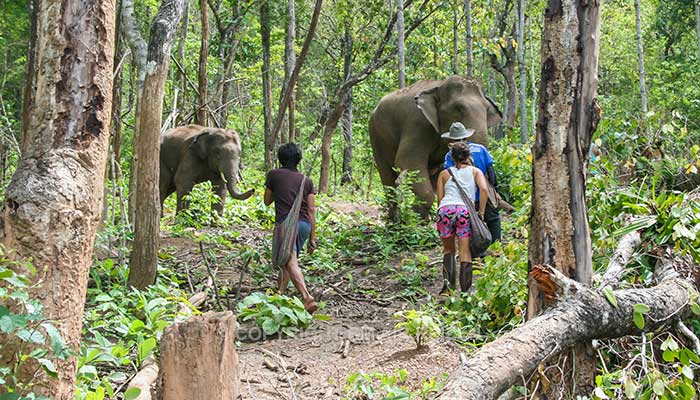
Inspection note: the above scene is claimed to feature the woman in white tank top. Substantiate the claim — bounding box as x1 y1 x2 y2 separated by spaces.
435 142 489 293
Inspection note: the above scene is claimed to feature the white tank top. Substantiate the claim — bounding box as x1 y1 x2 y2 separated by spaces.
438 166 477 208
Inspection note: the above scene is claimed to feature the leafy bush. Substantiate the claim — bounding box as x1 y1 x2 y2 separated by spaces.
0 248 70 399
393 309 442 348
236 291 320 337
343 369 447 400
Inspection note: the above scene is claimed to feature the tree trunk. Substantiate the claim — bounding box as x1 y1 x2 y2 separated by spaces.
695 0 700 62
397 0 406 88
1 0 115 396
196 0 209 126
634 0 648 117
464 0 473 75
319 102 345 193
452 3 459 74
260 1 273 170
177 0 189 124
282 0 296 144
128 0 183 289
517 0 527 143
340 23 354 186
527 0 601 396
159 312 240 399
438 264 697 399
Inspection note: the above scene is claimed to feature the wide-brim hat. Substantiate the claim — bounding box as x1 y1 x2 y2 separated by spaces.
441 122 474 140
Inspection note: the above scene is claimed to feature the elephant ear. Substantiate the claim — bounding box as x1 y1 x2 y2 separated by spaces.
415 87 440 133
189 131 210 160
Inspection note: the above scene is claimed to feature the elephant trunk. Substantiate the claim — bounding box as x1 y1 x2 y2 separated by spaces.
223 169 254 200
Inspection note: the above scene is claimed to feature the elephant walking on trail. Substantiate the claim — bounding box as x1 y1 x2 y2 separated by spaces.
368 76 502 219
159 124 254 214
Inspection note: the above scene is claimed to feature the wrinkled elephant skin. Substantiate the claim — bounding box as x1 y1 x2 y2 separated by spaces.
160 124 254 215
368 76 502 219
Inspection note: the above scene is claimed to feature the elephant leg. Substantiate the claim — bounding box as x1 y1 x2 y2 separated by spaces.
394 155 434 219
175 180 195 213
212 179 227 215
373 152 399 222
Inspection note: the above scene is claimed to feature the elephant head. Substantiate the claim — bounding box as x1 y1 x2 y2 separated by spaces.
190 129 254 200
415 76 502 145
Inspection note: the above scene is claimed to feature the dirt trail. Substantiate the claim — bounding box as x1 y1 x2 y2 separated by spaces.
161 202 461 399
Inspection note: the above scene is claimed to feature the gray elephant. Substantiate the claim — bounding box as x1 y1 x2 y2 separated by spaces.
159 124 254 214
369 76 502 219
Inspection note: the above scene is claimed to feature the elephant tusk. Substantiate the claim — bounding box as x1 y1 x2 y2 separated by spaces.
220 172 228 184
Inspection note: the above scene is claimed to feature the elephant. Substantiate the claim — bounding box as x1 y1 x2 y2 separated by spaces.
368 76 502 219
159 124 254 214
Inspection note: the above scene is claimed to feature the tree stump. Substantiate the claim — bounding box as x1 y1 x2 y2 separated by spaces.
159 311 239 400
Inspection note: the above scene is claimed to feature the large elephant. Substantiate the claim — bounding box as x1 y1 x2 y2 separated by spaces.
369 76 502 218
159 124 254 214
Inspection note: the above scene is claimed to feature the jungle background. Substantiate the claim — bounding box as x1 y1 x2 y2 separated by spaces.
1 0 700 399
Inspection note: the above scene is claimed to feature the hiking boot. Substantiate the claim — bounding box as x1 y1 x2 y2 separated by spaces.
460 262 473 292
440 253 456 294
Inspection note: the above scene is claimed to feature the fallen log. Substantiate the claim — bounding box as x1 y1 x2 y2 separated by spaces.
158 311 239 399
437 264 698 400
598 226 641 289
126 356 158 400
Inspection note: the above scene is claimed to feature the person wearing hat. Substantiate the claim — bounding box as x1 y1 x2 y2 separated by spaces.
435 141 489 292
442 122 502 250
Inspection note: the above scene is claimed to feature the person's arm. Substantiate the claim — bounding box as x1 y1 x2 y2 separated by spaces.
474 169 488 218
444 151 454 169
307 193 316 254
436 170 448 204
264 188 273 206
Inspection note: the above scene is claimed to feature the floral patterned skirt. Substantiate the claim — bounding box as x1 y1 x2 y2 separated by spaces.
436 205 471 238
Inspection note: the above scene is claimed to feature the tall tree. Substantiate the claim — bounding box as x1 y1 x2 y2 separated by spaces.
196 0 209 126
489 0 517 129
341 20 354 185
464 0 473 75
176 0 190 124
517 0 527 143
315 0 437 193
282 0 297 143
1 0 115 396
527 0 601 396
397 0 406 88
634 0 648 117
261 1 273 169
452 1 459 74
128 0 184 289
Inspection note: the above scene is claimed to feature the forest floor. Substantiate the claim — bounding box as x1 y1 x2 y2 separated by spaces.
159 201 463 399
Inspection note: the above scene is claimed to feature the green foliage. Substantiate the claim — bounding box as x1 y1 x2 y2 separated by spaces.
393 309 441 349
393 253 434 299
593 335 700 400
343 369 447 400
439 240 528 341
76 260 186 399
0 248 70 399
236 291 321 337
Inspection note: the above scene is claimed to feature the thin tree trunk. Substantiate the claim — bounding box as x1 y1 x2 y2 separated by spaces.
260 1 273 170
452 2 459 74
319 102 345 193
517 0 527 143
464 0 473 75
527 0 601 396
128 0 184 289
1 0 115 396
634 0 648 117
177 0 189 124
397 0 406 88
529 14 537 136
196 0 209 126
282 0 296 144
695 0 700 61
341 22 353 185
